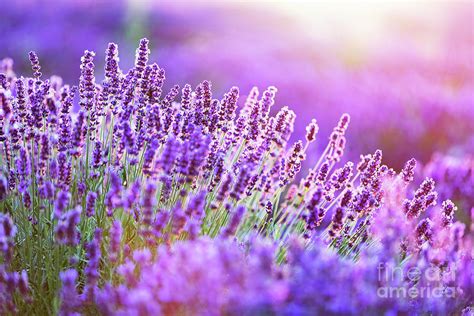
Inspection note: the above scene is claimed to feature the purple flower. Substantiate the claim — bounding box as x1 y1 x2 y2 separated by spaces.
0 175 7 201
141 180 157 228
105 172 123 214
102 42 122 113
69 111 86 157
123 180 140 210
92 140 104 169
185 191 207 219
134 38 150 80
15 147 30 194
273 106 296 148
328 207 345 238
316 161 330 183
157 135 179 174
221 205 246 238
54 190 71 219
142 139 158 176
400 158 417 184
441 199 457 227
59 269 80 315
57 152 72 189
405 177 437 219
83 229 102 302
152 210 170 238
0 213 16 262
230 162 254 200
415 218 433 248
132 248 152 266
28 51 42 80
305 119 319 143
170 203 187 236
109 220 122 264
218 86 239 131
39 181 55 200
79 50 96 112
55 206 81 246
18 270 29 296
86 191 97 217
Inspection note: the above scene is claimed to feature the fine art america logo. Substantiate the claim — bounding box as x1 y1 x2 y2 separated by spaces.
377 263 460 299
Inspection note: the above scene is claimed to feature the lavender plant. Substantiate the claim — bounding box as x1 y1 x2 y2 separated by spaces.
0 40 471 315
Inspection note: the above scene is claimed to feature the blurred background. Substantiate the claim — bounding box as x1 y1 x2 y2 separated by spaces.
1 0 473 170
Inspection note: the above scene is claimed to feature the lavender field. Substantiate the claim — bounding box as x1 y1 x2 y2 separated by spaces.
0 1 473 315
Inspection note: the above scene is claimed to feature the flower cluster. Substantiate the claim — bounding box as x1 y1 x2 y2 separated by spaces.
0 40 471 315
424 153 474 222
